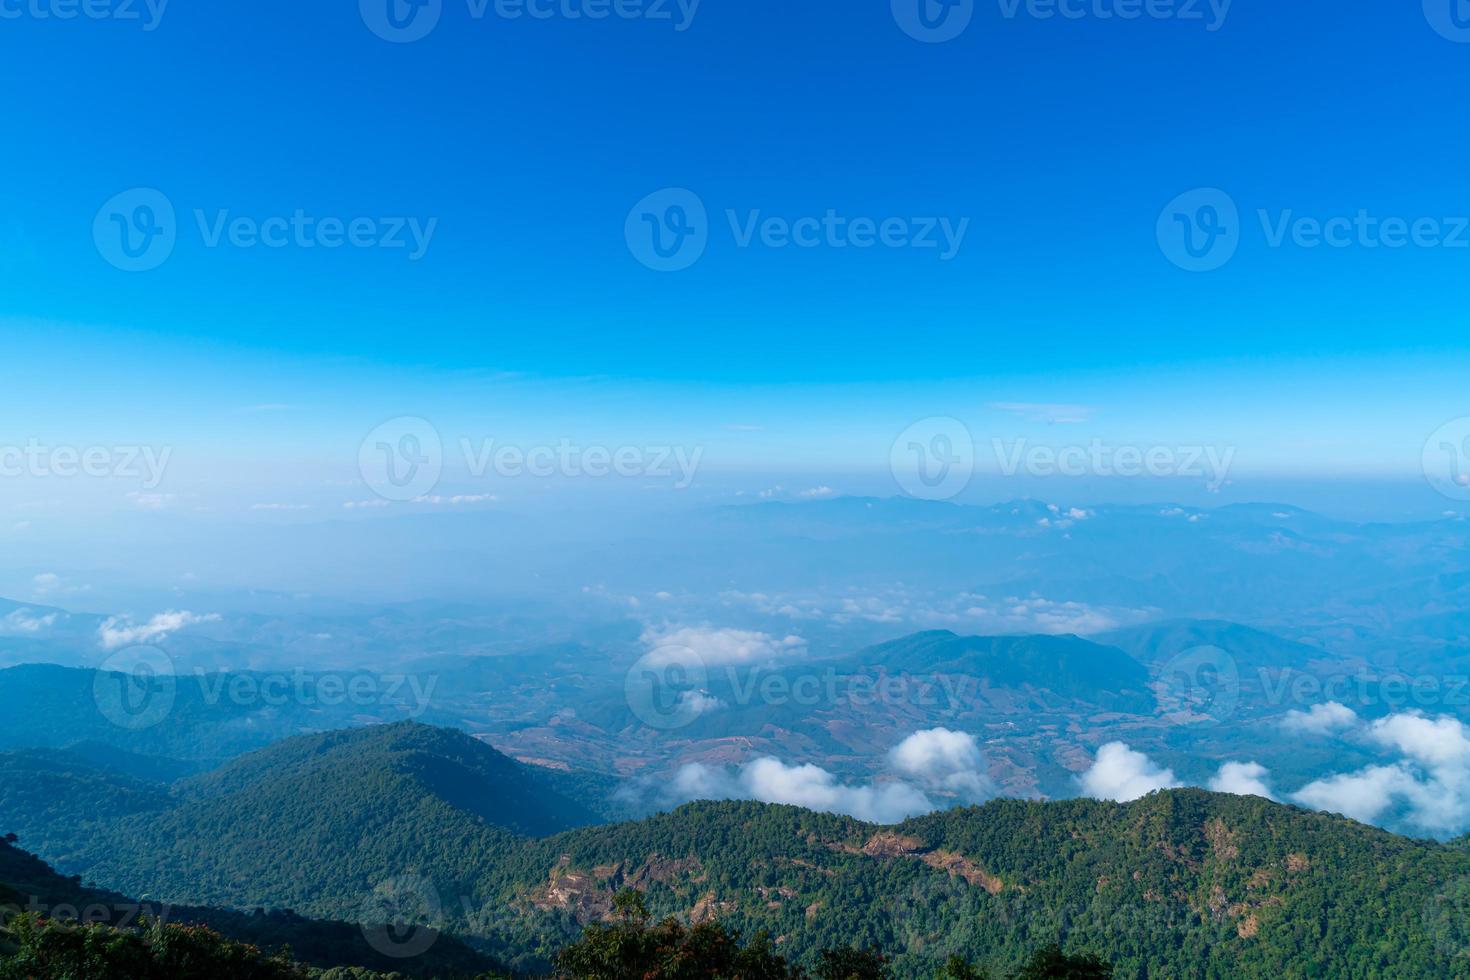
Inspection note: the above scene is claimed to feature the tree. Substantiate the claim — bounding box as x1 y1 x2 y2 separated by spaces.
940 954 988 980
554 890 799 980
1011 944 1112 980
814 946 889 980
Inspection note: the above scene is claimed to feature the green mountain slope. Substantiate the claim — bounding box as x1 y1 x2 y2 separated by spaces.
0 835 502 978
10 716 1469 977
487 791 1470 977
50 723 597 919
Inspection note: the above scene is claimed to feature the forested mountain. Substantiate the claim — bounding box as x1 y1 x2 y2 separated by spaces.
0 835 503 978
5 721 1469 977
10 723 597 922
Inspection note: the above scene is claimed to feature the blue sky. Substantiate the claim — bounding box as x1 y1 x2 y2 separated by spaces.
2 1 1469 517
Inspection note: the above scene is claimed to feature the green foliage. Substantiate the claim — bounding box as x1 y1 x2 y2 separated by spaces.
1010 946 1111 980
938 955 986 980
814 946 889 980
10 719 1470 977
553 890 800 980
0 912 308 980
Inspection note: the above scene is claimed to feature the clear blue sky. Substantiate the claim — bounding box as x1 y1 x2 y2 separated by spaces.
2 2 1469 513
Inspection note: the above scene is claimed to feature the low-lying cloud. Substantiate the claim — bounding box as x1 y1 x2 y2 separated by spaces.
1209 761 1274 799
888 727 997 800
666 727 995 824
1079 742 1181 802
1 608 58 634
640 624 806 669
98 610 220 650
1291 711 1470 835
1280 701 1358 736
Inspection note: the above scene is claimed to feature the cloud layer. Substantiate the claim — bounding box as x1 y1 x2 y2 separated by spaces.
640 624 806 669
1079 742 1181 802
666 728 995 824
98 610 220 650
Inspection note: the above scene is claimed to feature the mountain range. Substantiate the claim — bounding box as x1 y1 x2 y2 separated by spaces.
5 719 1470 977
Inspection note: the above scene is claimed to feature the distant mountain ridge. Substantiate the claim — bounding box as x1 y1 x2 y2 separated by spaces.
847 629 1154 712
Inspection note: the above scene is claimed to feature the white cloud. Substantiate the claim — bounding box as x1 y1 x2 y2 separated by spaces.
342 499 391 509
250 503 312 511
799 486 836 499
666 729 998 823
1289 712 1470 835
989 402 1095 424
677 690 726 716
1079 742 1181 802
1280 701 1359 736
1370 713 1470 769
888 728 996 801
1210 761 1274 799
413 494 497 505
640 625 805 669
127 491 175 510
670 758 935 825
98 610 221 650
30 572 86 598
1 609 57 634
1292 765 1415 826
